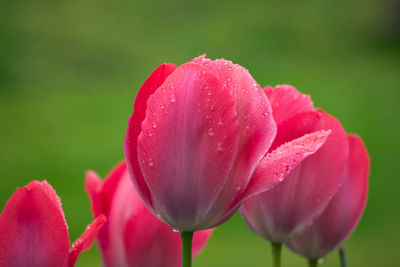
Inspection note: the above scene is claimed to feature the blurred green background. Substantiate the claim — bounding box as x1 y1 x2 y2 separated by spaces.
1 0 399 266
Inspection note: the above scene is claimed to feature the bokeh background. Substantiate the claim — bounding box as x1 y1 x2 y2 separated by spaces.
1 0 399 266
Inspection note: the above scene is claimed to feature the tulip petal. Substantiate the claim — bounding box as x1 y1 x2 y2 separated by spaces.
243 129 331 200
124 63 177 213
241 110 348 243
190 56 277 228
266 85 314 125
137 62 240 230
68 215 107 267
124 213 213 267
85 162 127 217
85 170 103 216
212 130 330 229
105 171 145 266
192 229 214 256
287 134 369 259
124 208 178 267
0 180 70 267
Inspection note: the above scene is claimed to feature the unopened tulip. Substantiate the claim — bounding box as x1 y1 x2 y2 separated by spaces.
85 161 213 267
241 85 349 245
287 134 369 262
0 180 105 267
124 56 330 233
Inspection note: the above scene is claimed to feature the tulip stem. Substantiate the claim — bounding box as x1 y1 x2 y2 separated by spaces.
181 231 193 267
271 243 282 267
339 247 347 267
308 259 318 267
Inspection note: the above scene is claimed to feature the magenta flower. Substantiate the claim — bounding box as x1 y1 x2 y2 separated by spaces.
123 56 330 232
0 180 106 267
85 161 213 267
241 85 349 243
287 134 369 260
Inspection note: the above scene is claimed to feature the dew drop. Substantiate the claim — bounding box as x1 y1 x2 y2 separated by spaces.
208 128 215 136
152 122 157 128
148 158 154 167
237 186 242 191
170 94 176 103
210 104 215 111
218 119 223 125
160 104 165 110
217 143 223 151
171 227 179 233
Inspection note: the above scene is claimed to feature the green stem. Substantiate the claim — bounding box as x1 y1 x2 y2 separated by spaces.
339 247 347 267
180 232 193 267
308 259 318 267
271 243 282 267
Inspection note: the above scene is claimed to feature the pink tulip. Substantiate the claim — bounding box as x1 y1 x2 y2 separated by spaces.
85 161 213 267
241 85 349 243
0 180 106 267
287 134 369 260
123 56 331 231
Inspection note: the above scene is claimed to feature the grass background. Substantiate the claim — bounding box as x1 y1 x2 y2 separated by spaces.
1 0 399 266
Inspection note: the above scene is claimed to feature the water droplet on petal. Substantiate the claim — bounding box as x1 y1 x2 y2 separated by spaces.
171 227 179 233
217 143 223 151
208 128 215 136
148 158 154 167
160 104 165 110
152 122 157 128
170 94 176 103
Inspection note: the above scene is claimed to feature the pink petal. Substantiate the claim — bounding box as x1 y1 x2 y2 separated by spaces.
266 84 315 125
124 208 179 267
137 62 240 230
0 180 70 267
287 134 370 259
124 212 213 267
263 85 273 95
85 161 127 263
68 215 107 267
192 229 213 256
107 170 146 266
124 63 177 213
85 170 103 216
241 110 348 243
242 129 331 200
190 56 277 229
88 161 126 216
212 130 330 229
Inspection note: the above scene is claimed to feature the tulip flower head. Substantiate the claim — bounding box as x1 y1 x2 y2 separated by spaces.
287 134 369 260
85 162 213 267
0 180 105 267
124 56 331 232
241 85 349 243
